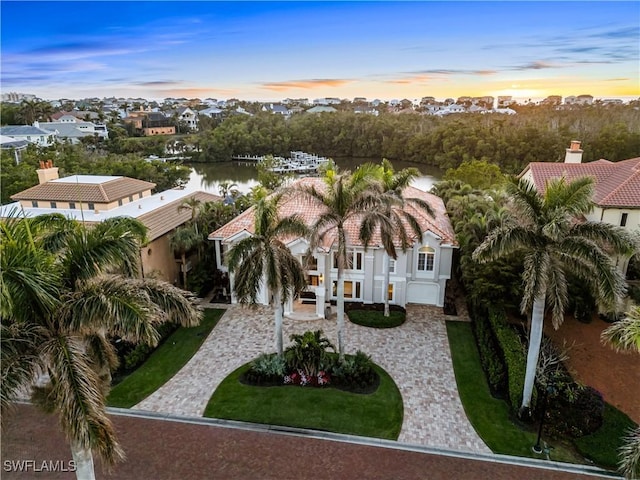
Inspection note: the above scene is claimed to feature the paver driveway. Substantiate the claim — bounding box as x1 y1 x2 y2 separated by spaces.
133 303 490 454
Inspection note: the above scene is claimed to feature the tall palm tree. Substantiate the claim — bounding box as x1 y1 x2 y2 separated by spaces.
226 194 308 355
602 306 640 479
360 159 434 316
1 214 202 480
298 165 383 359
473 176 635 414
170 225 201 288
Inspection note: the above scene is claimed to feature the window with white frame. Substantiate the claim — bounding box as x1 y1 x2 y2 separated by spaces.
332 250 363 271
417 246 435 272
332 280 362 299
388 258 396 274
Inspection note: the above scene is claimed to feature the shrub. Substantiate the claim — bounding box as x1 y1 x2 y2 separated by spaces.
488 309 532 414
332 350 378 393
347 309 406 328
472 313 507 397
284 330 335 378
113 321 179 374
243 353 287 386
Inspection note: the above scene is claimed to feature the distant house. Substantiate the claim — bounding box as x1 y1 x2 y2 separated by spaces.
37 118 109 144
1 162 220 284
261 104 290 116
0 125 57 147
199 106 225 119
353 105 379 116
209 177 458 318
51 110 101 122
313 98 341 105
306 105 337 114
175 107 199 130
519 141 640 274
123 109 176 136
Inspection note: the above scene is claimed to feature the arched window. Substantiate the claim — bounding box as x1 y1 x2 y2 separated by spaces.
417 246 435 272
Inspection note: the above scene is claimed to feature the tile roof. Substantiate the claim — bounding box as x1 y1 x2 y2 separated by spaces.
11 176 156 203
522 157 640 208
209 177 458 248
140 191 220 240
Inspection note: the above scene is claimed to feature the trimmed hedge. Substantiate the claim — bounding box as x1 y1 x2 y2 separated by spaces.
487 309 532 413
472 311 507 396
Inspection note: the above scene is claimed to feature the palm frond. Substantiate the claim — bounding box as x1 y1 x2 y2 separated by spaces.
42 335 124 466
602 307 640 353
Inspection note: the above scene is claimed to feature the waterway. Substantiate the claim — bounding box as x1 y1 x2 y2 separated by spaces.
183 158 443 195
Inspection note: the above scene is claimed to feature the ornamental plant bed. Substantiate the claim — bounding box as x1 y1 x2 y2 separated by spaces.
241 330 380 394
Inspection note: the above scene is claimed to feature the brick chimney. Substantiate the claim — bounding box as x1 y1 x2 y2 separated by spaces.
36 160 59 184
564 140 583 164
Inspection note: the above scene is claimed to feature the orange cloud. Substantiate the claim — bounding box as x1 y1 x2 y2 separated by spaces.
261 79 351 91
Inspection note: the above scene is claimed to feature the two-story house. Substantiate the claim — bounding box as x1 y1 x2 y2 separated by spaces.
0 125 58 147
208 177 458 318
519 141 640 274
1 161 219 285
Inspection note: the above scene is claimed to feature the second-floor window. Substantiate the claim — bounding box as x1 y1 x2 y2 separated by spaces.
88 202 95 210
621 213 628 227
69 202 76 209
417 246 435 272
50 201 57 209
31 201 38 208
333 250 363 271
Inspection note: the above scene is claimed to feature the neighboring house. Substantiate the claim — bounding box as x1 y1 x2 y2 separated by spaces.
37 119 108 144
353 105 379 116
124 109 176 136
305 106 337 114
262 104 290 116
519 141 640 274
51 110 101 122
199 106 225 119
0 134 29 164
1 162 219 284
209 177 458 318
0 125 57 147
175 107 199 130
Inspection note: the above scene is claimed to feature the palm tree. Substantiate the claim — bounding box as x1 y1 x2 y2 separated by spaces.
170 225 201 288
298 165 383 359
226 194 308 355
360 159 434 316
473 176 635 414
1 214 202 480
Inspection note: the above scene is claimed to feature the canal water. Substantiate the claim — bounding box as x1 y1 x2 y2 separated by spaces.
184 158 443 195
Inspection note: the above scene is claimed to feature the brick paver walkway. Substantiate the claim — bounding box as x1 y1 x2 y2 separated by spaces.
133 302 490 454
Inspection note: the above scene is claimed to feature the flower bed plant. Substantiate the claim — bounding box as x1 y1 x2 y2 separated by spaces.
241 330 378 393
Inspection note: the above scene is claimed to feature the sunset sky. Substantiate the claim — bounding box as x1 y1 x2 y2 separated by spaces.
1 1 638 102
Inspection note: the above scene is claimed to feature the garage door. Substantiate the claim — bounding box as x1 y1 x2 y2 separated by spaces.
406 282 439 305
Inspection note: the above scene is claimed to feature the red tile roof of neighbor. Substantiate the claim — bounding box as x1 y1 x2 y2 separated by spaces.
209 177 458 248
522 157 640 208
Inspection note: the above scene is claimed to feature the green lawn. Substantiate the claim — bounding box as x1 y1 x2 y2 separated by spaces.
446 321 583 464
204 362 403 440
107 308 224 408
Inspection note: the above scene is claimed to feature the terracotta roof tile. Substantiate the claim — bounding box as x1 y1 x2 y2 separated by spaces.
209 177 458 248
523 157 640 208
139 191 220 240
11 176 156 203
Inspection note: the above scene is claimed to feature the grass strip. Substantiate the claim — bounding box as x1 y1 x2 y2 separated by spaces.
108 308 224 408
446 321 582 464
204 362 403 440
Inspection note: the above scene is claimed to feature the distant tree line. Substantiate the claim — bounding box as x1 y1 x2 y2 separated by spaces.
193 106 640 173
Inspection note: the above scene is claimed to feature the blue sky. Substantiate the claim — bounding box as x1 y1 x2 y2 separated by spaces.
1 1 638 101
